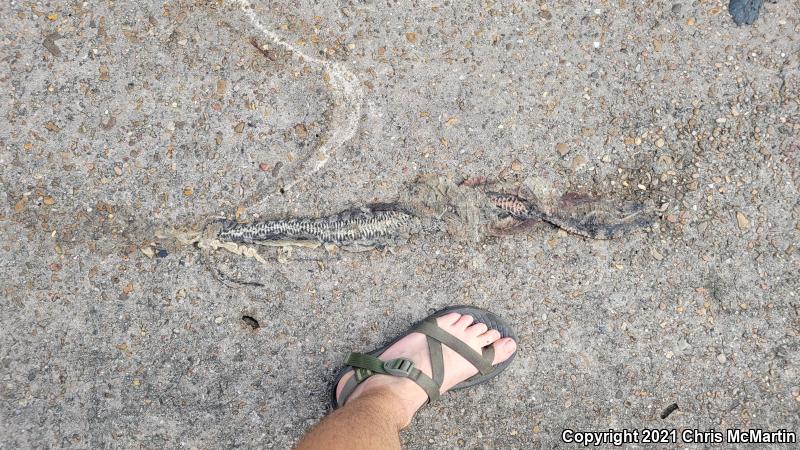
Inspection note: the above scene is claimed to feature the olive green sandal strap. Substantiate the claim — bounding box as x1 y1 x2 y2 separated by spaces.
338 352 441 405
426 336 445 387
338 375 361 404
415 320 494 375
482 345 495 365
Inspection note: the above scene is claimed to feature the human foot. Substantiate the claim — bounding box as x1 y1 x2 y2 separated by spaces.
334 311 517 428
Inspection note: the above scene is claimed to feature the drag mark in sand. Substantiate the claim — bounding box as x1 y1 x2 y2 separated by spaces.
234 0 364 198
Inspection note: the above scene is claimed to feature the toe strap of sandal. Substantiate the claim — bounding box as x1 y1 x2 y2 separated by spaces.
338 353 441 405
414 319 495 376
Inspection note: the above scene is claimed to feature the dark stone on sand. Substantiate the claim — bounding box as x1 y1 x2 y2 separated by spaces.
729 0 764 25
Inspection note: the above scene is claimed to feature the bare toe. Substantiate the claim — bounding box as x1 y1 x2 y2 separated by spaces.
437 312 462 326
479 329 502 345
454 314 475 329
490 337 517 365
466 322 488 336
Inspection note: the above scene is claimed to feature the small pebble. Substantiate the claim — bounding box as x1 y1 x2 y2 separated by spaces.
571 155 587 170
650 248 664 260
729 0 765 25
736 211 749 230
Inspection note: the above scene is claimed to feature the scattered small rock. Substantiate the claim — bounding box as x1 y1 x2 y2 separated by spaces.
729 0 764 25
241 316 260 329
404 32 417 43
272 161 283 177
101 115 116 130
42 32 62 57
660 403 679 419
571 155 587 170
294 123 307 139
555 142 569 156
736 211 749 230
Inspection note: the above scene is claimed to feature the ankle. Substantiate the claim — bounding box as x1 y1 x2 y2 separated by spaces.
349 379 421 429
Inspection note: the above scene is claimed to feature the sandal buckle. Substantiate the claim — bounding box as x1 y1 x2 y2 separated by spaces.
383 358 415 377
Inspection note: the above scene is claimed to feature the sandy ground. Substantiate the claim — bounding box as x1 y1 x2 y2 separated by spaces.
1 0 798 448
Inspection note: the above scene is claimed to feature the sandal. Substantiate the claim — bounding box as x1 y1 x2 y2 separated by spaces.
331 305 517 408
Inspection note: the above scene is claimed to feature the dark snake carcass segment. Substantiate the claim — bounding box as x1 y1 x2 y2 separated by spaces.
485 191 651 240
485 191 540 219
216 205 422 248
212 188 651 252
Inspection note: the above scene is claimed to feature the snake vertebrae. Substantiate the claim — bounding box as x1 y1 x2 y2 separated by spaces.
217 204 425 251
208 180 653 255
484 191 652 240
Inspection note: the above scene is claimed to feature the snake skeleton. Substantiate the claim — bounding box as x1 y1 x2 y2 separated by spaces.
197 177 652 254
157 3 654 282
